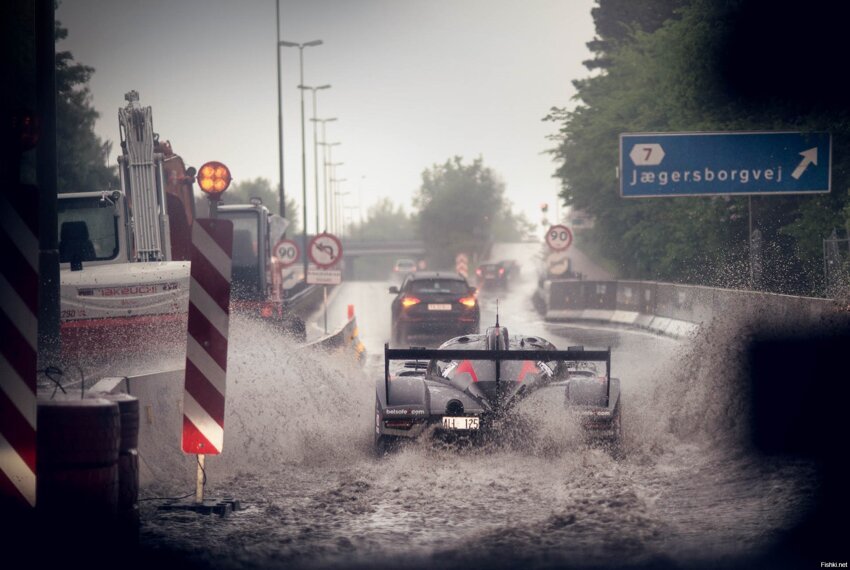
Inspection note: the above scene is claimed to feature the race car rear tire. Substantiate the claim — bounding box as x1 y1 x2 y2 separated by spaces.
392 323 407 347
374 434 403 457
608 403 624 457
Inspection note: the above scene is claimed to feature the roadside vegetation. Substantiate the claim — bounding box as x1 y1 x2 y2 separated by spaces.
548 0 850 296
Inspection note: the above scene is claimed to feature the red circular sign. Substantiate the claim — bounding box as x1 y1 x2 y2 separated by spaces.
273 239 300 267
546 224 573 251
308 233 343 268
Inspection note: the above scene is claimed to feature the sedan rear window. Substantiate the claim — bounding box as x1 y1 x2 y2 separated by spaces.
408 279 469 295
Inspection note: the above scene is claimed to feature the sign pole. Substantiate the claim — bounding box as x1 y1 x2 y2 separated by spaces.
323 285 328 334
195 454 205 504
748 195 753 289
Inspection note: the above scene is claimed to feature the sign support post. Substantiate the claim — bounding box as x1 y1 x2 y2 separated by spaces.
196 455 205 504
307 233 343 333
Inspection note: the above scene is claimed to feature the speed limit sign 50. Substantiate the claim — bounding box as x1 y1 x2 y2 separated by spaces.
273 239 300 267
546 224 573 251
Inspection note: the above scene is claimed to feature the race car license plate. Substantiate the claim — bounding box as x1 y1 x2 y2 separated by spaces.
428 304 452 311
442 416 479 430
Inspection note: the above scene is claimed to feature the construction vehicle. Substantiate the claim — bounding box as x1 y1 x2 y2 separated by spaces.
58 91 305 365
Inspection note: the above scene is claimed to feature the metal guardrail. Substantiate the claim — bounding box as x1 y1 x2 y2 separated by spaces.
301 316 366 362
284 283 328 317
536 278 838 337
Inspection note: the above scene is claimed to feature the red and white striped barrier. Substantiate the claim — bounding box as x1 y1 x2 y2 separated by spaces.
455 253 469 278
0 190 39 507
182 219 233 455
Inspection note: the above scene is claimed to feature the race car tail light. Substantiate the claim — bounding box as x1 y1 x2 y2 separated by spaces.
384 419 414 430
459 296 476 308
401 296 421 308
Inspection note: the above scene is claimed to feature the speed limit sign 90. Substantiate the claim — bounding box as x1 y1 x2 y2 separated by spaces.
273 239 300 267
546 224 573 251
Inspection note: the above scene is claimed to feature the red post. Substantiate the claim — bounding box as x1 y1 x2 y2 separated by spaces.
347 304 354 320
0 188 39 508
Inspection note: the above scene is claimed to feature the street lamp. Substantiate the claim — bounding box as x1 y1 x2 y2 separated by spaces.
334 189 350 237
300 84 331 236
275 1 284 218
328 171 345 232
280 38 322 280
313 120 337 231
320 146 341 232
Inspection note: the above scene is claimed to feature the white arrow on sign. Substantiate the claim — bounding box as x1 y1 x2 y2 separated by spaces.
281 267 298 290
791 147 818 180
547 250 571 276
629 143 665 166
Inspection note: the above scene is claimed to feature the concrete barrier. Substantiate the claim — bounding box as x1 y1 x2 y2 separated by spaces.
301 316 366 363
537 278 837 338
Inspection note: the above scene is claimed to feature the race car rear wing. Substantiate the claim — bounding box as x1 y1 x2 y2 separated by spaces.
383 344 611 405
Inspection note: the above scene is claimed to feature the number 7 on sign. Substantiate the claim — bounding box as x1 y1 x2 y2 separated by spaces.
629 143 665 166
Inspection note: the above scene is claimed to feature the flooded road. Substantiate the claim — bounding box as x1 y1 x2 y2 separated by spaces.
136 244 818 569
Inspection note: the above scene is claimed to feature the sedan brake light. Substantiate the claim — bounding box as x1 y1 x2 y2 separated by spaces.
401 296 421 308
475 268 482 276
499 267 505 275
459 296 476 308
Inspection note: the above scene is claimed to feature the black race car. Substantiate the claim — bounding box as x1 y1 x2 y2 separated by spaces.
374 324 622 454
389 271 480 346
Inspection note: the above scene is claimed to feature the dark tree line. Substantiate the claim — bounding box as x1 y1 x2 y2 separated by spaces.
549 0 850 295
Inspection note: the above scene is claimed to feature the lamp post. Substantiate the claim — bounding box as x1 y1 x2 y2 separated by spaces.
313 122 337 231
275 1 284 218
321 147 341 232
279 38 322 280
328 172 345 232
300 84 331 235
334 189 350 237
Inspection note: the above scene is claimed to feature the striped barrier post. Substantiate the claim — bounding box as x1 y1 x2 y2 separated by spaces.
0 189 39 508
181 219 233 503
455 253 469 278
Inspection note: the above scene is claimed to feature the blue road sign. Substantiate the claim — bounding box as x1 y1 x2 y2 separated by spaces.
619 131 831 198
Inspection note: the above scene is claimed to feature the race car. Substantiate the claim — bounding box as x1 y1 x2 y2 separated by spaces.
373 323 622 454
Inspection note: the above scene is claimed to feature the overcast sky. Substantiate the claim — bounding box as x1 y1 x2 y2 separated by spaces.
57 0 595 234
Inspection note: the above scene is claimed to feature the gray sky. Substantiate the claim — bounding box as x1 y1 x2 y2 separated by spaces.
57 0 595 234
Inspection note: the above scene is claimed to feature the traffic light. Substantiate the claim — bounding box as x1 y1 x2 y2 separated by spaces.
540 202 549 213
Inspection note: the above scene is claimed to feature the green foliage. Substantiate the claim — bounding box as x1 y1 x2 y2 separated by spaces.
493 203 536 242
550 0 850 294
193 177 299 230
414 157 505 268
55 16 117 193
210 177 299 231
346 198 414 241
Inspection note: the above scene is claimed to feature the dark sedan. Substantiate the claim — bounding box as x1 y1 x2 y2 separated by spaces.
390 272 480 346
475 259 517 289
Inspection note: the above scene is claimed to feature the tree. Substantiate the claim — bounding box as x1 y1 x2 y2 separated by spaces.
55 14 117 193
346 198 414 241
549 0 850 295
414 157 505 268
197 177 299 232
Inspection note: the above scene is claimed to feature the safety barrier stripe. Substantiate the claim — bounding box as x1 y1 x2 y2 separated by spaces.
0 191 38 507
182 219 232 455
